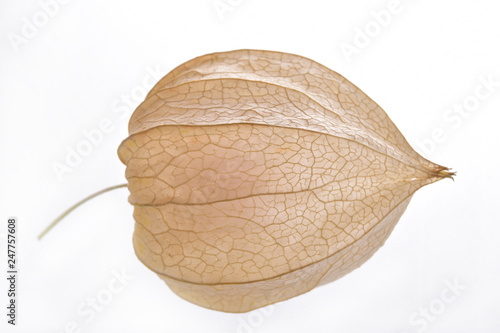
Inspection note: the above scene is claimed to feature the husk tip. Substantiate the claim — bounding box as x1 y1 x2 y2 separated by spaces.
437 168 456 181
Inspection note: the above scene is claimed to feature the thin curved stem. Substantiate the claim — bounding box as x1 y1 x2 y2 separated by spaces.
38 183 128 240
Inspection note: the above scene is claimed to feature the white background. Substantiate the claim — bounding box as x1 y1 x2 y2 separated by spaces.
1 0 499 332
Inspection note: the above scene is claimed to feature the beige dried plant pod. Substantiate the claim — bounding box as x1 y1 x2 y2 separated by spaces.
115 50 453 312
40 49 453 313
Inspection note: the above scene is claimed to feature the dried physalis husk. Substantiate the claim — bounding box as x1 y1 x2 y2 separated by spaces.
117 49 453 313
